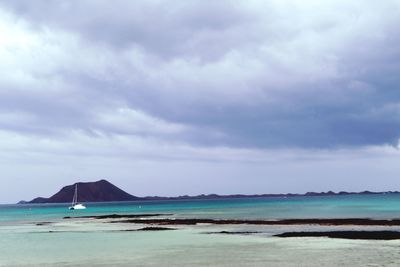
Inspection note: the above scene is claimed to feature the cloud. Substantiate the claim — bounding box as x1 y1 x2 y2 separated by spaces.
1 1 400 201
1 0 399 149
0 0 400 201
1 126 400 203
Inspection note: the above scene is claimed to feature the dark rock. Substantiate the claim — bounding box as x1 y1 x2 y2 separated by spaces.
134 227 176 231
36 222 52 226
206 231 260 235
107 217 400 226
275 231 400 240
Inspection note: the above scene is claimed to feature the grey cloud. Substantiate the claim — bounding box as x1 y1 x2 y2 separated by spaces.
0 1 400 149
0 0 253 61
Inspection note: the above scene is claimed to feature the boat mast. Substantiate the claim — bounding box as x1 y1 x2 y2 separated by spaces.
75 184 78 204
72 184 78 205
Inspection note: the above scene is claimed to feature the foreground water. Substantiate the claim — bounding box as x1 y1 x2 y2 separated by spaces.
1 194 400 266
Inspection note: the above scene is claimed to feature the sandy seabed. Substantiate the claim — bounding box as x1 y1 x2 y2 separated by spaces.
1 215 400 266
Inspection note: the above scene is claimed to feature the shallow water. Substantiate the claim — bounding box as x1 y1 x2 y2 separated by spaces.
3 194 400 222
1 194 400 266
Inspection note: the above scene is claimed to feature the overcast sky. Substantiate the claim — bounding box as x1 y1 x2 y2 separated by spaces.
0 0 400 203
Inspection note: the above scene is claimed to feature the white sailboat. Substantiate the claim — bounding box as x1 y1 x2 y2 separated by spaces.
69 184 86 210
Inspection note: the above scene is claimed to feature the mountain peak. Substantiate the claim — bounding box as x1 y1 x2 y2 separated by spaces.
27 180 138 203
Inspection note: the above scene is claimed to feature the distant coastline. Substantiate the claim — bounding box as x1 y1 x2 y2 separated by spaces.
133 190 400 201
18 179 400 204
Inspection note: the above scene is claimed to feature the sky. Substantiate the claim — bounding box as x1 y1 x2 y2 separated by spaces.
0 0 400 203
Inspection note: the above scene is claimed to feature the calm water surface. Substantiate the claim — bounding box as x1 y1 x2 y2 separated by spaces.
1 194 400 266
1 194 400 222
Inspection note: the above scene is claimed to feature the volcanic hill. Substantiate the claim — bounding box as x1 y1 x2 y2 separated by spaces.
27 179 138 203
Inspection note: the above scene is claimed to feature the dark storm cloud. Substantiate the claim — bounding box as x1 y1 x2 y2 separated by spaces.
1 0 400 149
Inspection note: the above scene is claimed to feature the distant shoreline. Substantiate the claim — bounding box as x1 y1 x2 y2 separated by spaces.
132 190 399 201
18 189 400 204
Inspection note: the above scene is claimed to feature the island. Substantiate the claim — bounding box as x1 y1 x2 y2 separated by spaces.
19 179 400 204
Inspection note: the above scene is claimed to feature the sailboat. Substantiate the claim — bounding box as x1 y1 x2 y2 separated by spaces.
69 184 86 210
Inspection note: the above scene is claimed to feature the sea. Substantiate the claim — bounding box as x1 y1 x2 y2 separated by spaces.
1 194 400 266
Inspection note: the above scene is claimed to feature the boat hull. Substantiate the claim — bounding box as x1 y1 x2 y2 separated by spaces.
69 204 86 210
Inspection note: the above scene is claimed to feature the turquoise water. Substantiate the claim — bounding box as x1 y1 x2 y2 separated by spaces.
2 194 400 266
1 194 400 223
